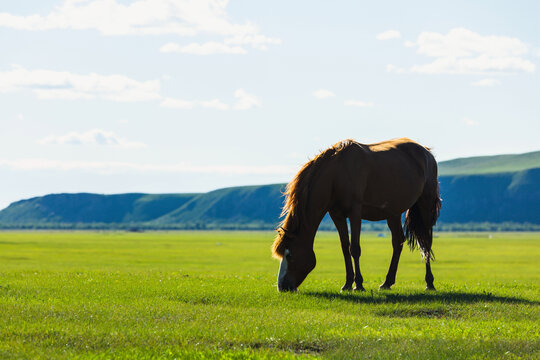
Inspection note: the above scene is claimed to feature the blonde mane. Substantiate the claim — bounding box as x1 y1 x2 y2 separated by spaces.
271 139 354 258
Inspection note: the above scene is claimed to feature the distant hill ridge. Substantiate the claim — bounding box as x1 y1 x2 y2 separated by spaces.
438 150 540 175
1 150 539 229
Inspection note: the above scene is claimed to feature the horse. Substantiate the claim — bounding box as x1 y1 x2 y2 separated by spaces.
272 138 441 292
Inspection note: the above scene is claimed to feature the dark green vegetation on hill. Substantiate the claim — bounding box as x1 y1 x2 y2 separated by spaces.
0 231 538 359
439 167 540 224
154 184 283 227
0 193 197 224
1 151 539 229
438 150 540 175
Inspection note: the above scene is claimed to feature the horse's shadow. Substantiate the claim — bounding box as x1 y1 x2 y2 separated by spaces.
303 290 538 305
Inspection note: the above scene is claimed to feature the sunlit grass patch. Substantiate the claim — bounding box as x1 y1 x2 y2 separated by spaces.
0 231 538 359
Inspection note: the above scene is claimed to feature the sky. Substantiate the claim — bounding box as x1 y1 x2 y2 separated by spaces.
0 0 539 209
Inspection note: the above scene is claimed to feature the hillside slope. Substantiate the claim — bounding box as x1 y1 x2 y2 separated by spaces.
439 168 540 223
154 184 285 227
438 150 540 175
0 193 197 224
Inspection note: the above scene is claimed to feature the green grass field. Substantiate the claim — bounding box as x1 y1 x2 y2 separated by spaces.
0 231 538 359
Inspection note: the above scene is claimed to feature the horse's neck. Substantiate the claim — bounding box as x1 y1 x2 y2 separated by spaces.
297 171 334 241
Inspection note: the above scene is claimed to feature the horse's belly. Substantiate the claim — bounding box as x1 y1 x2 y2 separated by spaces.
361 205 391 221
359 180 422 220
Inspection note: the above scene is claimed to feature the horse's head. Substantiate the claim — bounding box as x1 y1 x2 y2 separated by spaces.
275 228 316 292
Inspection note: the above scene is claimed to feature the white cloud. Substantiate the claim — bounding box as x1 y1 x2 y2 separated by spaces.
201 99 229 110
224 34 281 51
38 129 147 148
160 41 247 55
471 78 501 87
408 28 535 74
161 89 259 111
404 40 415 48
313 89 336 99
463 117 479 126
0 158 295 175
160 33 282 55
233 89 260 110
344 100 374 107
1 66 261 109
160 98 195 109
0 0 246 36
410 56 535 74
376 30 401 40
0 0 280 53
386 64 405 73
0 65 161 102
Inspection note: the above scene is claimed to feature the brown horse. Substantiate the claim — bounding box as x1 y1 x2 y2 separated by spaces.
272 138 441 292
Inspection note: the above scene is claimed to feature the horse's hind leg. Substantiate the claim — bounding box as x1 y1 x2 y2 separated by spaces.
349 213 365 291
330 212 354 291
425 258 435 291
380 215 404 290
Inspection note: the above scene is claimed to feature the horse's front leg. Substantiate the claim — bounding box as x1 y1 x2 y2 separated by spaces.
330 212 354 291
349 210 365 291
380 215 404 290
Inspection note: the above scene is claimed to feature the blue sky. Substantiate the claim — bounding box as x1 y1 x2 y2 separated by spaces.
0 0 539 209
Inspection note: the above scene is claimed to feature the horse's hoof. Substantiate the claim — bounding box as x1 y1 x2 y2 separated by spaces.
425 285 436 291
379 283 392 290
354 286 366 292
341 285 353 292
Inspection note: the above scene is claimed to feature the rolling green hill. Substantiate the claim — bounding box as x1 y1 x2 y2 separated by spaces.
0 193 197 225
438 168 540 224
153 184 284 227
0 150 539 229
438 150 540 175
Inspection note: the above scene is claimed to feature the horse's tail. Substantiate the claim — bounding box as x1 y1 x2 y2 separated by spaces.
404 164 441 262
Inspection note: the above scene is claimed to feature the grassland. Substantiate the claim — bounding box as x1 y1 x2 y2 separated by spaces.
0 231 538 359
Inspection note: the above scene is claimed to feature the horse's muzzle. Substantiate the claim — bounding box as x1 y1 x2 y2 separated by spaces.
277 276 297 292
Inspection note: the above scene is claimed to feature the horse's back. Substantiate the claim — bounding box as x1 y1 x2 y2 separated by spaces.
347 138 433 177
368 138 430 161
337 138 435 218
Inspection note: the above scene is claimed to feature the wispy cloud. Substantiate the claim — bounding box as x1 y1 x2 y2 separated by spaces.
0 158 295 175
38 129 147 148
160 98 196 109
233 89 260 110
463 117 479 126
160 34 281 55
376 30 401 40
161 89 260 110
386 64 405 74
312 89 336 99
407 28 535 74
0 65 261 109
160 42 248 55
200 99 230 111
344 100 374 107
470 78 501 87
0 65 161 102
0 0 280 54
224 34 281 51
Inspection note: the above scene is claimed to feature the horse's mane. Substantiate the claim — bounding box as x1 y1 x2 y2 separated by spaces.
272 139 355 258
